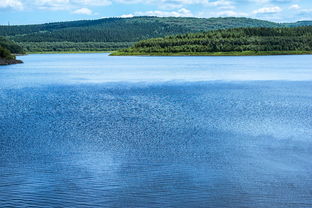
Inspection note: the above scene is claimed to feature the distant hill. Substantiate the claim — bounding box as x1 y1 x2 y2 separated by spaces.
111 26 312 56
285 21 312 27
1 16 312 52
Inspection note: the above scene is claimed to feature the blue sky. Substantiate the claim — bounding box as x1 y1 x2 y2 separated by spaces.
1 0 312 25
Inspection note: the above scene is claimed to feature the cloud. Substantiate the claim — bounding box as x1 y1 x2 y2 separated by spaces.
253 6 282 14
74 0 111 6
120 14 134 18
125 8 193 17
249 0 270 3
289 4 300 9
116 0 234 10
0 0 23 10
35 0 71 10
215 10 249 17
73 7 92 15
249 0 298 4
34 0 111 10
208 0 233 7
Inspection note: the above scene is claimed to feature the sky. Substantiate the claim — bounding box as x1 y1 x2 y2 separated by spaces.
0 0 312 25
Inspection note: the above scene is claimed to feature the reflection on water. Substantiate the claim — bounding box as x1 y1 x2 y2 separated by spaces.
0 54 312 207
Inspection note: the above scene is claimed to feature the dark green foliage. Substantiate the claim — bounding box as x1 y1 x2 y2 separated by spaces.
0 46 14 59
0 36 24 54
117 26 312 55
0 36 24 60
2 16 311 52
19 42 134 52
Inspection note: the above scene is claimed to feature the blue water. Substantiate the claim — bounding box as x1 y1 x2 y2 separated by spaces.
0 54 312 207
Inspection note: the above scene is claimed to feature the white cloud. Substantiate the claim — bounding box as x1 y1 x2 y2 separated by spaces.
34 0 111 10
249 0 270 3
116 0 234 10
289 4 300 9
249 0 294 3
208 0 233 7
74 0 111 6
216 10 249 17
120 14 134 18
253 6 282 14
73 7 92 15
35 0 71 10
129 8 193 17
0 0 23 10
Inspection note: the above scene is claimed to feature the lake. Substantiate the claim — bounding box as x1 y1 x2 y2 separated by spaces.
1 53 312 207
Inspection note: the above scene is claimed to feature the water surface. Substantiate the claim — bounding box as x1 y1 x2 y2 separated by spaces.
0 54 312 207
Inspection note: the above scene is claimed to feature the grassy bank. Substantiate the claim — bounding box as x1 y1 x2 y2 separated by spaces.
110 51 312 56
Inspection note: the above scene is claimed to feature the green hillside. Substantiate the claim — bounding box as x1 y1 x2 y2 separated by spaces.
1 17 312 52
111 26 312 56
285 21 312 27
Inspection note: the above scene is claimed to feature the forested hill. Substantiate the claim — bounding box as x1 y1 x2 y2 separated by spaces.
111 26 312 56
1 16 312 52
0 17 282 39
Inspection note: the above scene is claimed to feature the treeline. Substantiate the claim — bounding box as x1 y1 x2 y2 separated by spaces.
0 36 24 59
0 37 24 64
19 42 134 52
0 46 13 60
115 27 312 55
0 36 24 54
1 17 312 52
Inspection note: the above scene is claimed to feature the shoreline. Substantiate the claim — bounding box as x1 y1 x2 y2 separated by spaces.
9 50 312 57
110 51 312 56
0 58 23 66
26 51 113 54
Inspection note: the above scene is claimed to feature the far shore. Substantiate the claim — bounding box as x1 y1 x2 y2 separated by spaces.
14 50 312 57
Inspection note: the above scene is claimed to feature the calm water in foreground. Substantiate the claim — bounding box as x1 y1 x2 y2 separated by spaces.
1 54 312 207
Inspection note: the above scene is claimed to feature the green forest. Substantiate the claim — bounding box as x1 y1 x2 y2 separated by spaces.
111 26 312 56
0 46 14 60
1 16 312 52
20 42 134 52
0 36 24 60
